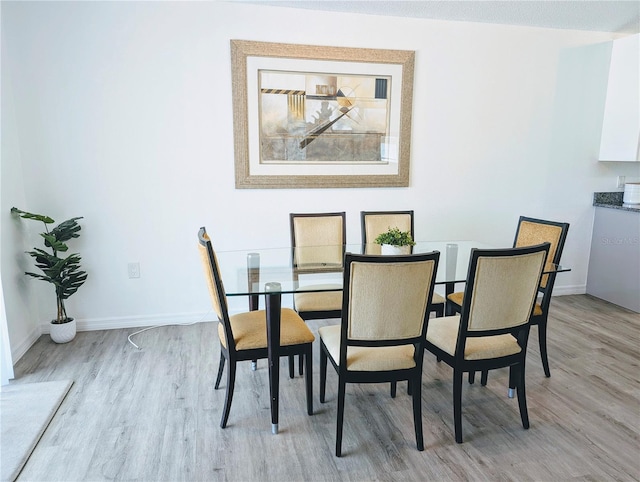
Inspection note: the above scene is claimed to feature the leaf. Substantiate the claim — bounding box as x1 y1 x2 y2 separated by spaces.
11 208 55 224
25 272 50 281
50 218 83 243
41 233 69 252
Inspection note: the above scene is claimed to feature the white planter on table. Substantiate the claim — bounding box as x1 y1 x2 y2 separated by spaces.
381 244 411 255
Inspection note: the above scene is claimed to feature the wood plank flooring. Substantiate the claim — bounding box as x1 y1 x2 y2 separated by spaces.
9 294 640 481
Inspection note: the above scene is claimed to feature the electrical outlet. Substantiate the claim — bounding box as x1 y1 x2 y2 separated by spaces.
617 176 626 189
128 262 140 279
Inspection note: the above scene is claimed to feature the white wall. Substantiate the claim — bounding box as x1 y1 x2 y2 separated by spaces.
2 1 638 361
1 6 40 361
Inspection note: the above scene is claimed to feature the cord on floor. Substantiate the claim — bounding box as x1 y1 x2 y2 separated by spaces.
127 309 213 349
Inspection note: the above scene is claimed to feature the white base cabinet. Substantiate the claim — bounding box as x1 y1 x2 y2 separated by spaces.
586 207 640 312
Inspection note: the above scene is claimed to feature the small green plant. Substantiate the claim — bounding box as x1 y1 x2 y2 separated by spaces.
11 207 88 324
374 226 416 247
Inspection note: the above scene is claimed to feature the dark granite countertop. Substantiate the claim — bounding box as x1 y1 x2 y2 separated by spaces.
593 192 640 212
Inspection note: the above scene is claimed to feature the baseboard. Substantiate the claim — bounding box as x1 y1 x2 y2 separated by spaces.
551 284 586 296
11 326 42 365
50 311 219 333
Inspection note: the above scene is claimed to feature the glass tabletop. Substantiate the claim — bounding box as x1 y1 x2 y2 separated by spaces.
215 241 569 297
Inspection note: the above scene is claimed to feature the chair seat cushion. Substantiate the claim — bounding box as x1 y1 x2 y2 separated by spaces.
533 303 542 316
432 292 446 305
220 308 315 351
318 324 416 371
446 291 464 307
294 285 342 312
426 316 521 360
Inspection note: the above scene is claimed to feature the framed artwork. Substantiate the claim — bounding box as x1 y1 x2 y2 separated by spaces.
230 40 415 189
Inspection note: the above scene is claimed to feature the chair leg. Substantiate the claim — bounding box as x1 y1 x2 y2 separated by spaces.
468 371 475 384
288 355 295 379
508 365 517 398
412 373 424 451
220 359 236 428
390 381 397 398
214 352 225 389
515 362 530 429
538 321 551 377
446 300 461 316
445 301 454 316
480 370 488 386
305 347 313 415
299 354 304 376
319 344 327 403
453 368 464 443
336 379 347 457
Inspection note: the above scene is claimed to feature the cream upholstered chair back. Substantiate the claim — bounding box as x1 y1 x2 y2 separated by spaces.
319 250 440 456
514 217 568 289
345 253 438 342
443 217 568 382
423 243 549 444
463 244 549 333
361 211 414 255
290 212 346 269
198 227 233 348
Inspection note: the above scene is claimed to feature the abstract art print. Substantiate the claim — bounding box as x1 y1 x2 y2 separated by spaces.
231 40 415 188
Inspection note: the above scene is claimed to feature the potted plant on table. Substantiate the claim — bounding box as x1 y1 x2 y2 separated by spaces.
11 207 88 343
374 226 416 255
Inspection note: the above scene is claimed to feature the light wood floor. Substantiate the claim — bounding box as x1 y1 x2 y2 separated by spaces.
10 294 640 481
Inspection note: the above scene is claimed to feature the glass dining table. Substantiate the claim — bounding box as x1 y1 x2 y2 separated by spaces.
214 241 569 434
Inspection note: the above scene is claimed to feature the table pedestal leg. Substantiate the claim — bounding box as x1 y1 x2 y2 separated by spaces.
250 288 259 372
248 254 260 371
445 282 455 316
445 244 458 316
265 283 282 434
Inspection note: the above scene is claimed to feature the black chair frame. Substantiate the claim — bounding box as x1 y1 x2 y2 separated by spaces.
426 243 550 443
446 216 569 382
320 251 440 456
287 212 346 377
199 227 313 428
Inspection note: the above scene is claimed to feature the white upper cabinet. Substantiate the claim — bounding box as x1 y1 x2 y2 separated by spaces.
599 34 639 162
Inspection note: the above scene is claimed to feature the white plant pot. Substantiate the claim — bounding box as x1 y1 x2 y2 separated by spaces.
50 318 76 344
381 244 411 255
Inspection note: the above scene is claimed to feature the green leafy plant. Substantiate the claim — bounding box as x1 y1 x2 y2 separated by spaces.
374 226 416 247
11 207 88 324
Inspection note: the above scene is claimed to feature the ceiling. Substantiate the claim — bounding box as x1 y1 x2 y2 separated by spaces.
232 1 640 34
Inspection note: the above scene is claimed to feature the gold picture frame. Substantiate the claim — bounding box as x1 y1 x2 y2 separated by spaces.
231 40 415 189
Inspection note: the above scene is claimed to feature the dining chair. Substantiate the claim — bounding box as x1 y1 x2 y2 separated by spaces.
289 212 346 376
425 242 550 443
361 210 445 317
446 216 569 381
319 250 440 456
197 227 315 428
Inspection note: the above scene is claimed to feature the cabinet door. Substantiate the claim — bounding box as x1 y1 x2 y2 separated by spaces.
586 208 640 312
599 34 639 162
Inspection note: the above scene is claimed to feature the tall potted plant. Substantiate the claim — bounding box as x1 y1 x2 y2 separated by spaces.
11 207 88 343
374 226 416 255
